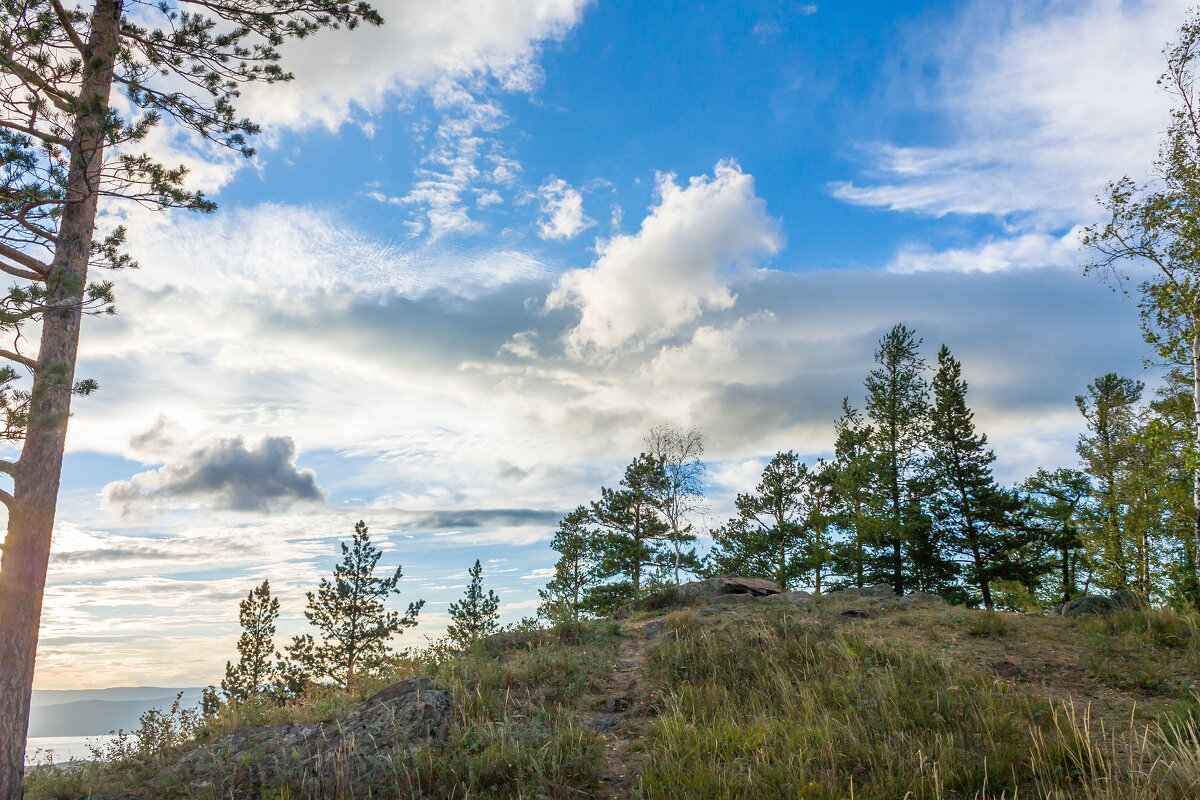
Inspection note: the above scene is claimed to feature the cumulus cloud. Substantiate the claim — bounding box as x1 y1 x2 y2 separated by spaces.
536 178 593 240
103 435 323 516
546 160 783 356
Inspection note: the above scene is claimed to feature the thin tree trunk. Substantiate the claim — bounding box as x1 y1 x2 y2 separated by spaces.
0 3 120 795
1192 326 1200 608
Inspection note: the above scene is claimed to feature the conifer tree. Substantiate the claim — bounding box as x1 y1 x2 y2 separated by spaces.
927 346 1029 609
864 323 930 595
1022 468 1093 606
221 579 279 703
0 4 382 788
707 451 812 590
281 521 422 689
590 453 672 599
829 399 880 587
539 506 604 623
1076 373 1144 590
446 559 500 649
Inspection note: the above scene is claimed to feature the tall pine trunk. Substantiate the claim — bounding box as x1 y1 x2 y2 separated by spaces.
0 3 120 795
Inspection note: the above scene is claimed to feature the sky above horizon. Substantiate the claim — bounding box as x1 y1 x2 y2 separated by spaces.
22 0 1183 689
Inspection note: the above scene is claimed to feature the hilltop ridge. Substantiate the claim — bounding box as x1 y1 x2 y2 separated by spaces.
26 580 1200 799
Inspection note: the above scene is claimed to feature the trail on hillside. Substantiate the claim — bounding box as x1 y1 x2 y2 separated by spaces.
581 627 651 798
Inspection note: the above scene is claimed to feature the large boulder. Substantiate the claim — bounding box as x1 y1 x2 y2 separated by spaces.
675 576 782 604
164 677 454 797
1055 590 1150 616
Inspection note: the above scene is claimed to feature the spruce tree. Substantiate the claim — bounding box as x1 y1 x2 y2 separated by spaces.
0 4 381 788
539 506 604 624
864 323 930 595
927 346 1029 609
221 579 279 703
446 559 500 649
281 521 422 689
590 454 672 599
707 451 812 590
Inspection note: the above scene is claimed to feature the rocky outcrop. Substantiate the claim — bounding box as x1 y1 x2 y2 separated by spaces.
675 576 782 603
1054 590 1150 616
162 677 454 798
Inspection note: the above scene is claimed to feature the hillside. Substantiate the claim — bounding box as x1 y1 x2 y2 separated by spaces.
25 581 1200 799
28 690 204 738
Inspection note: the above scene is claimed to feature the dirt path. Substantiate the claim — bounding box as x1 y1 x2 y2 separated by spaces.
582 627 651 798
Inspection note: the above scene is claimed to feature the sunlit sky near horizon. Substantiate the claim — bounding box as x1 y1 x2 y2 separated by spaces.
25 0 1180 689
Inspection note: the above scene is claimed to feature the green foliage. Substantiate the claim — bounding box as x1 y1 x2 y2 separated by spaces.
280 521 423 690
927 345 1033 608
539 505 604 624
221 579 280 703
446 559 501 650
864 323 931 595
707 451 832 591
589 452 672 597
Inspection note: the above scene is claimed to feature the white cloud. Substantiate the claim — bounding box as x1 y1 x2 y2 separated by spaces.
887 227 1085 274
546 160 784 357
238 0 592 133
536 178 593 240
832 0 1187 226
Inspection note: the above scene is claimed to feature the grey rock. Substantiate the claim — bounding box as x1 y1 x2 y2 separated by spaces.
761 590 814 605
840 608 872 618
163 677 453 797
1055 590 1149 616
674 576 781 604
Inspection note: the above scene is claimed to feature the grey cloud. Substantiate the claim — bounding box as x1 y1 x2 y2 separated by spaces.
406 508 562 530
103 435 323 517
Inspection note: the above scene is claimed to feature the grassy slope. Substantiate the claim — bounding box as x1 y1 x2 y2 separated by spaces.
26 600 1200 799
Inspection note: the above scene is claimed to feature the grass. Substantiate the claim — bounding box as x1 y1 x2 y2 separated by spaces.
25 622 620 800
634 605 1200 799
24 604 1200 799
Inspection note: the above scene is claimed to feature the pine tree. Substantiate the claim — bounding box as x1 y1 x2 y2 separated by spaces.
927 346 1030 609
1076 373 1144 590
590 454 672 599
446 559 500 649
221 580 279 703
0 4 381 788
707 451 812 590
828 399 881 587
864 323 930 595
539 506 604 624
281 521 422 689
1022 468 1093 606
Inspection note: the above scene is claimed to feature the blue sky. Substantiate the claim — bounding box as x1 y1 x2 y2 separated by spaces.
32 0 1182 688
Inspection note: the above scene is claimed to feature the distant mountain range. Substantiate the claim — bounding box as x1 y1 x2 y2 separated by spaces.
29 687 204 737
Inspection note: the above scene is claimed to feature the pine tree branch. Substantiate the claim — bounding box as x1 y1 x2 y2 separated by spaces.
0 348 38 372
0 487 13 509
0 460 15 476
49 0 88 54
0 245 49 279
0 119 71 149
